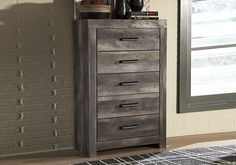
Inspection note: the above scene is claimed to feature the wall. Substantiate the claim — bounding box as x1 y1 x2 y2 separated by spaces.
1 0 235 157
149 0 236 137
0 0 75 156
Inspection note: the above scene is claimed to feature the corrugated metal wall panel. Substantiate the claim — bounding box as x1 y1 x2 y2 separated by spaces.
0 0 75 157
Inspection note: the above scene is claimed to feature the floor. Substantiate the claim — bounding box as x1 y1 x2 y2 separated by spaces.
0 132 235 165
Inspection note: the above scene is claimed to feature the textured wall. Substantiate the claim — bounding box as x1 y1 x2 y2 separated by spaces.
0 0 75 156
1 0 235 157
149 0 236 137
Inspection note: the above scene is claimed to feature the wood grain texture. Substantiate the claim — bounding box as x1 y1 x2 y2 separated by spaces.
159 27 167 149
98 93 159 119
97 51 159 74
0 129 74 143
86 19 167 29
97 114 160 142
76 21 97 156
97 29 159 51
97 72 159 96
97 135 160 151
0 0 75 157
76 19 167 156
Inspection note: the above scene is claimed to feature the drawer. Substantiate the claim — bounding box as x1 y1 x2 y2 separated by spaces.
97 135 160 151
97 51 159 74
98 93 159 119
97 114 159 142
0 116 74 128
97 29 159 51
0 136 74 155
97 72 159 96
0 142 74 157
0 129 74 143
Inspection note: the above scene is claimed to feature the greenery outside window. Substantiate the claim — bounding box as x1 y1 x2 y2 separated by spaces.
178 0 236 113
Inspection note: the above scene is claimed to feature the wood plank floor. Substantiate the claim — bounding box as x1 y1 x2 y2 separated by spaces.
0 131 235 165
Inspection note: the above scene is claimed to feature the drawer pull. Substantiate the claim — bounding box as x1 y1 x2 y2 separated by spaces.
119 103 139 108
119 81 139 86
119 37 139 41
119 59 139 64
119 124 139 130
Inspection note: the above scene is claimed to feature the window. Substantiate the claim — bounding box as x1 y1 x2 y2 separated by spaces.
178 0 236 113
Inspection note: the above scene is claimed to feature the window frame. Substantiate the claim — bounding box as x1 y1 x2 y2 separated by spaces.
178 0 236 113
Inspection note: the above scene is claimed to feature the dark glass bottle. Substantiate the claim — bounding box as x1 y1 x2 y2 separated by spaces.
115 0 128 19
130 0 144 11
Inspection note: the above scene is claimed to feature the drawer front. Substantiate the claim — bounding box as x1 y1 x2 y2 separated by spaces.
0 116 73 128
97 51 159 74
97 29 159 51
0 136 74 157
97 72 159 96
0 129 74 144
97 114 159 142
98 93 159 119
97 135 160 151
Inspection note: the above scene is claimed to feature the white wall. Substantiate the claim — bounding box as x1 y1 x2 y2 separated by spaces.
149 0 236 137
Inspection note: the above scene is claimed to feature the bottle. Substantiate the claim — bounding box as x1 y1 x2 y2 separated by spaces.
130 0 143 11
115 0 128 19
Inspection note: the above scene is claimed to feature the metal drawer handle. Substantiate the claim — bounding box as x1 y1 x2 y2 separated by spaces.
119 37 139 41
119 81 139 86
17 141 24 148
18 112 24 120
119 103 139 108
119 59 139 64
119 124 139 130
18 127 24 134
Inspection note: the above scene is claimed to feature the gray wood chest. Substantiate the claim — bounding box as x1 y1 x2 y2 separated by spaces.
75 19 167 156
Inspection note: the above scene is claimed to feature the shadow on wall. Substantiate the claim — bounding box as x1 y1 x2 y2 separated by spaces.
0 0 75 156
0 0 73 53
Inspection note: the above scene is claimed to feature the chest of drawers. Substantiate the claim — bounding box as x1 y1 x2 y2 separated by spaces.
75 19 166 156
